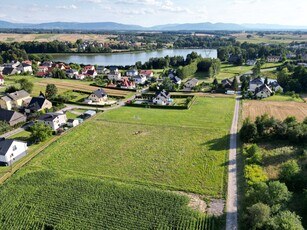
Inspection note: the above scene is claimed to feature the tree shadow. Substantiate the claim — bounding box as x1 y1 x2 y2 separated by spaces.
202 134 232 151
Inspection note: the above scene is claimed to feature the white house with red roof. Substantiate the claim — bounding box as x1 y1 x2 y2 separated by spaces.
81 65 95 75
139 70 154 78
120 77 135 89
85 69 97 78
36 66 49 77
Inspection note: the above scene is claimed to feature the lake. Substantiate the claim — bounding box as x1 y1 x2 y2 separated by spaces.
52 49 217 66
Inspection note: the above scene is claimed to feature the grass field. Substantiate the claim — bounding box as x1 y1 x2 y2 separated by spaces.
0 97 234 228
232 33 307 44
31 97 234 196
243 100 307 121
262 95 304 103
0 33 117 43
1 75 133 98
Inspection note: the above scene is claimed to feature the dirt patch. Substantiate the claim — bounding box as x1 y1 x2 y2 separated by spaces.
174 191 225 216
175 191 207 213
207 199 225 216
243 100 307 121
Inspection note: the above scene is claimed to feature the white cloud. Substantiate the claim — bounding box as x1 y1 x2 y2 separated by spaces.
56 4 78 9
78 0 103 3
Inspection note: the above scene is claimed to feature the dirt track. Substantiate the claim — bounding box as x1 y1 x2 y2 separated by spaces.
243 100 307 121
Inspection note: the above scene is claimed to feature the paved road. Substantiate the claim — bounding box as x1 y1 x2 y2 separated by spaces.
0 122 33 139
226 96 240 230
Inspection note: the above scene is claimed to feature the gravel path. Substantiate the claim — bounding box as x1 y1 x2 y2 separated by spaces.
226 96 240 230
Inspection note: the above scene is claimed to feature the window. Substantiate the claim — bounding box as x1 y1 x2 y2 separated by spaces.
12 145 17 151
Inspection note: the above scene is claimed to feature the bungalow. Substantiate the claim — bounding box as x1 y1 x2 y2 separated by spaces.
153 90 171 105
249 77 264 92
84 110 96 117
126 69 139 77
67 119 79 127
184 78 199 90
267 56 281 63
132 75 146 85
38 113 67 131
25 96 52 113
255 84 272 98
96 66 106 74
246 59 257 66
88 89 108 103
0 139 28 166
0 74 4 85
139 70 154 78
0 90 31 110
0 108 26 126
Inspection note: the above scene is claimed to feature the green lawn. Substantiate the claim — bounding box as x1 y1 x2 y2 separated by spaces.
262 95 304 103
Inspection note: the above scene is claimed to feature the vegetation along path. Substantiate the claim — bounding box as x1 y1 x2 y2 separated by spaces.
226 96 240 230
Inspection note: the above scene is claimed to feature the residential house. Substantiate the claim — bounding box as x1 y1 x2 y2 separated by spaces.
0 74 4 85
17 63 33 74
139 70 154 78
246 59 257 66
221 78 233 88
255 84 272 98
38 113 67 131
268 81 283 92
2 67 19 76
96 66 106 74
4 61 20 69
67 119 79 127
85 69 98 78
84 110 96 118
267 56 281 63
184 78 199 90
66 69 79 78
25 96 52 113
0 90 31 110
0 108 26 126
108 70 122 81
120 77 135 89
81 65 95 75
153 90 171 105
168 73 181 85
0 139 28 166
88 89 108 103
132 75 146 85
126 69 139 77
249 77 264 92
75 74 86 80
41 61 53 67
36 66 49 77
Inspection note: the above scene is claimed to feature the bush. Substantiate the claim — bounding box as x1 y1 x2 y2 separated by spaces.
29 123 53 143
267 210 304 230
279 160 301 182
245 164 268 185
246 203 271 230
240 118 258 143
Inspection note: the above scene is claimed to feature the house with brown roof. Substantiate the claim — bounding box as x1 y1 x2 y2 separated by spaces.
0 108 26 126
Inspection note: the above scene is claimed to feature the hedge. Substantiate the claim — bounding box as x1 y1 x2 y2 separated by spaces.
72 90 125 99
90 83 137 92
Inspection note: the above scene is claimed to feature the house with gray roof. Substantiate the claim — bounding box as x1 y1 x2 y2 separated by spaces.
249 77 264 92
255 84 272 98
88 89 108 103
0 108 26 126
25 96 52 113
126 69 139 77
184 78 199 91
153 90 171 105
0 90 31 110
0 138 28 166
38 113 67 131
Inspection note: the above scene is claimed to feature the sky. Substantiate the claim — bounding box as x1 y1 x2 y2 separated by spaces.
0 0 306 27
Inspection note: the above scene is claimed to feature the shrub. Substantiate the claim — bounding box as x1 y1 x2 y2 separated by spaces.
246 203 271 230
245 164 268 185
240 118 258 143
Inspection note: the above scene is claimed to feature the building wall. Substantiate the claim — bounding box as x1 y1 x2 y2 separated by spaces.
0 141 28 165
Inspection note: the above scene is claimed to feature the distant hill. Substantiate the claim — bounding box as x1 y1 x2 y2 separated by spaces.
0 20 306 31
